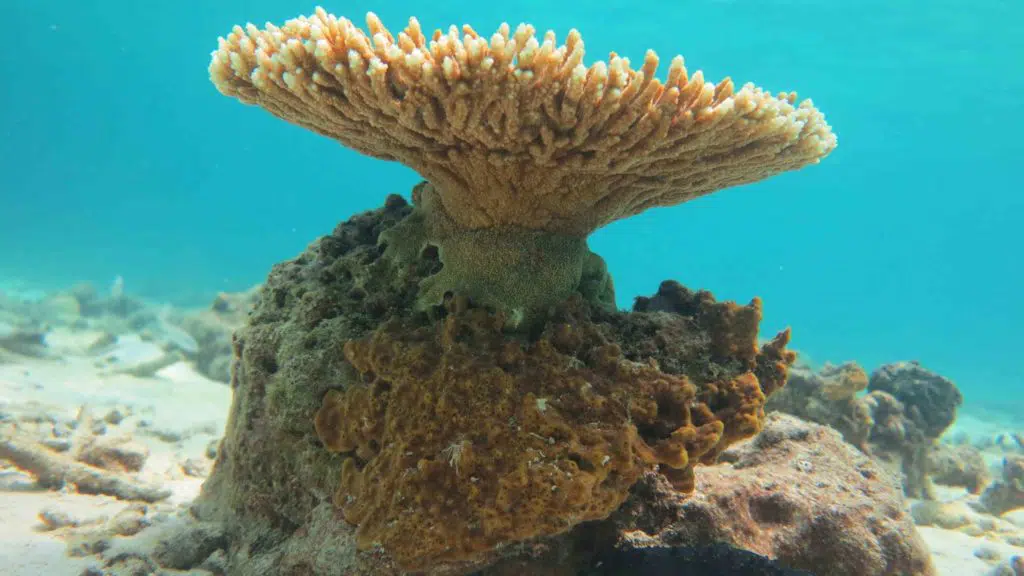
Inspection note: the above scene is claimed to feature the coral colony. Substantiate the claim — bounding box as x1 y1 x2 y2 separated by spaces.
205 8 835 572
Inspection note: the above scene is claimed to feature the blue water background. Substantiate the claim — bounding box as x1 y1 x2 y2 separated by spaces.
2 1 1021 411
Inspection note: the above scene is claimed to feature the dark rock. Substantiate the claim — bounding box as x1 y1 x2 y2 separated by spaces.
928 443 990 494
151 522 227 570
583 543 816 576
868 361 962 440
981 456 1024 516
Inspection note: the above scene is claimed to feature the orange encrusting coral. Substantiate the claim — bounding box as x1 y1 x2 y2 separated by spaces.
314 295 790 569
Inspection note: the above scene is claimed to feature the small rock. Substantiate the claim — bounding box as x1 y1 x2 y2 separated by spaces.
38 508 80 531
67 531 111 557
985 555 1024 576
77 436 150 473
85 331 118 353
911 500 973 530
1005 510 1024 529
976 545 1004 562
181 457 211 478
929 443 991 494
52 420 74 438
103 409 125 425
42 437 73 452
107 505 148 537
0 323 48 357
98 553 158 574
151 522 227 570
200 548 228 574
136 422 184 443
205 439 219 460
982 456 1024 516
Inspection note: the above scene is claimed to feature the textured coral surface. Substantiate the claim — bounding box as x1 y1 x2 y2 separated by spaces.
314 292 785 569
607 414 935 576
194 195 795 574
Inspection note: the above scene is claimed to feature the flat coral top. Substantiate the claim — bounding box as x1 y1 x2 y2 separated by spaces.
210 8 836 235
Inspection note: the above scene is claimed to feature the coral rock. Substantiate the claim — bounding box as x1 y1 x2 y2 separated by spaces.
770 360 965 499
77 436 150 474
607 413 935 576
982 456 1024 516
194 197 794 575
766 361 872 449
172 286 260 383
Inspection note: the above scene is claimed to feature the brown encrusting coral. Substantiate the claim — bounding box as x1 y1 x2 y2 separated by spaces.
313 292 787 569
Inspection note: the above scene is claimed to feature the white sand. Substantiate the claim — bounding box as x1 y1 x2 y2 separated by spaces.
1 329 231 576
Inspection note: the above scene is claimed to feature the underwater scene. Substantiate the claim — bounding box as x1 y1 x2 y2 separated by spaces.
1 0 1022 574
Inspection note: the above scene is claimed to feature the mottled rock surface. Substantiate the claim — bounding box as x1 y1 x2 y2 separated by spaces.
602 413 934 576
191 195 798 575
766 361 872 449
769 360 965 499
928 443 991 494
172 287 260 384
983 456 1024 516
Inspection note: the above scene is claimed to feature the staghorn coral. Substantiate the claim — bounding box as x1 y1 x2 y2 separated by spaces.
313 293 787 570
209 8 835 324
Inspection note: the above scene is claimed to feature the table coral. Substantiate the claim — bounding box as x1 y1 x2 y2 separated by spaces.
210 8 835 327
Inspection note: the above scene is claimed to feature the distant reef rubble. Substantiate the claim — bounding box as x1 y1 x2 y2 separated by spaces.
0 279 259 383
2 231 1022 575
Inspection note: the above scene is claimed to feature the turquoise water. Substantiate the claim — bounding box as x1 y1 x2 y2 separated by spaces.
2 0 1021 410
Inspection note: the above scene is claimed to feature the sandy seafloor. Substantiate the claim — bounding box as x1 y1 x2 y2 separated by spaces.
0 284 1021 576
0 332 231 575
